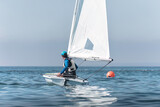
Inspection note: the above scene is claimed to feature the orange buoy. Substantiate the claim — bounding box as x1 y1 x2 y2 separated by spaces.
106 71 115 78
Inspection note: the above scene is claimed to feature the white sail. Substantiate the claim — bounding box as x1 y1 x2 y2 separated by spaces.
68 0 111 61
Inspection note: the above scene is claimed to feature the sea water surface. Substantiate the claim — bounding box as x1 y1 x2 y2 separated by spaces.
0 66 160 107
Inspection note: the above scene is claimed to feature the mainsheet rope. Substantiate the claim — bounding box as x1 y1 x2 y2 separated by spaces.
78 59 86 66
83 59 113 81
73 58 86 66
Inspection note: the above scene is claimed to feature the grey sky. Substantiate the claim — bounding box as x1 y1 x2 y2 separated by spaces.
0 0 160 66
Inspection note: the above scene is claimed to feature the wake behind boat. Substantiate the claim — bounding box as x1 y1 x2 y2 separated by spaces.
43 73 88 86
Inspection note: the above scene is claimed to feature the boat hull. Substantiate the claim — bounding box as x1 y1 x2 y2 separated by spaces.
43 73 88 86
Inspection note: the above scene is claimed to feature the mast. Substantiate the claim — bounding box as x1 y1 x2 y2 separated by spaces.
68 0 79 54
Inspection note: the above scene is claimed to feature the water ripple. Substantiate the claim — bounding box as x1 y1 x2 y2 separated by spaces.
65 85 117 107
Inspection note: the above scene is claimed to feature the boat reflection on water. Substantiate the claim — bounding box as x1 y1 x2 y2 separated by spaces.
65 85 117 107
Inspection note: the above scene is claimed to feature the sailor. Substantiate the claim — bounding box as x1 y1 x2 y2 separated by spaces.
57 51 78 78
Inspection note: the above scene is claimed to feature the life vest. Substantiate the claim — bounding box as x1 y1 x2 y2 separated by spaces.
63 58 77 73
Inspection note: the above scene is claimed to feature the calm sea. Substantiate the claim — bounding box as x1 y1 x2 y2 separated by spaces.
0 66 160 107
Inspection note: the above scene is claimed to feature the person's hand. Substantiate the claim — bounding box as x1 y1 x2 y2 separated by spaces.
57 73 61 77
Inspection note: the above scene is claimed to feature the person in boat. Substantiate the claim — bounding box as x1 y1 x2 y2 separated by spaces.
57 51 78 78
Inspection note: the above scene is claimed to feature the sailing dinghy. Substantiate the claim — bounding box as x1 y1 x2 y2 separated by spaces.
43 0 113 86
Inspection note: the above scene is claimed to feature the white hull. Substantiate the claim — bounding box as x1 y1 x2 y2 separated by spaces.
43 73 88 86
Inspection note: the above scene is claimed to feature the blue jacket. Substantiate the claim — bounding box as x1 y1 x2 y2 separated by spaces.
60 58 78 74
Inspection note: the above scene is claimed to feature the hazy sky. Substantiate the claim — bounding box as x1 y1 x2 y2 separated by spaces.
0 0 160 66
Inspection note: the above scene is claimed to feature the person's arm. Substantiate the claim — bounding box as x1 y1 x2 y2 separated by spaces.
60 60 69 74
